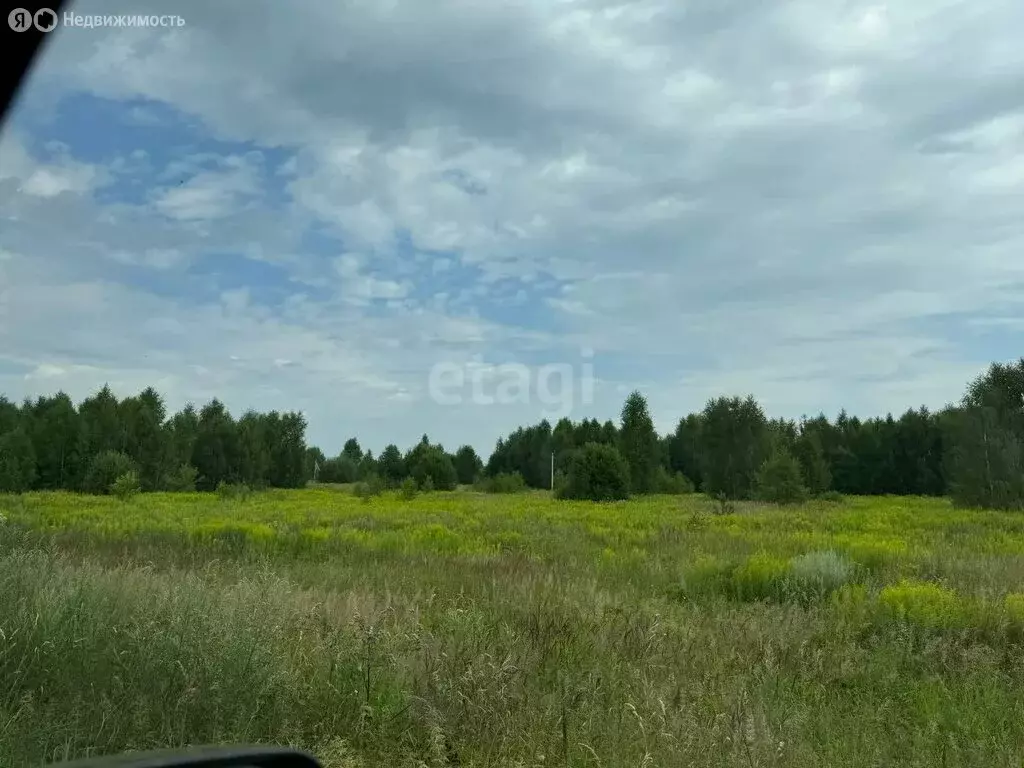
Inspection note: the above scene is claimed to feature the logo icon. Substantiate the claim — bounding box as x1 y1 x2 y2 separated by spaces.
7 7 56 31
8 8 31 31
34 8 56 31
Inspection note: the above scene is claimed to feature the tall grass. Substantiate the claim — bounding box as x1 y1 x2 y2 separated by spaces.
3 491 1024 766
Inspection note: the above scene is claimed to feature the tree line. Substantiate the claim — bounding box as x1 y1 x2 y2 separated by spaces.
486 359 1023 509
0 386 306 494
0 358 1021 508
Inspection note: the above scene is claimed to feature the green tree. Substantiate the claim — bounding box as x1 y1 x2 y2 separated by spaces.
236 411 272 488
110 470 142 502
342 438 363 465
755 448 808 504
767 417 798 454
320 455 357 484
378 443 405 486
699 396 771 500
0 427 37 493
794 427 832 495
619 391 659 493
28 392 80 490
82 450 138 495
118 388 168 490
556 442 630 502
945 360 1024 510
305 446 326 483
76 385 123 482
666 414 703 491
651 466 695 494
358 450 378 481
164 463 198 492
0 397 20 435
453 445 483 485
409 445 457 491
268 411 307 488
191 399 239 491
946 407 1024 510
164 404 199 477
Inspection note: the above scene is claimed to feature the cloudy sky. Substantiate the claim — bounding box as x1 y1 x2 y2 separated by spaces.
1 0 1022 456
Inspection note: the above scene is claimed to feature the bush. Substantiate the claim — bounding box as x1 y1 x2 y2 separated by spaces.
110 471 141 502
552 469 568 495
755 449 808 504
879 580 968 629
819 490 845 504
652 467 695 495
164 463 198 492
83 451 138 495
318 455 358 484
353 473 384 501
476 472 527 494
216 482 252 502
787 550 856 598
731 554 790 601
709 492 735 515
420 475 435 493
398 476 418 500
410 447 457 491
556 442 631 502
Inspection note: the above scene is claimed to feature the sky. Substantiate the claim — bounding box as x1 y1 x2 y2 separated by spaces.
1 0 1023 457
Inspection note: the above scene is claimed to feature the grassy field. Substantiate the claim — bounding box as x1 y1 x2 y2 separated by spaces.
3 489 1024 767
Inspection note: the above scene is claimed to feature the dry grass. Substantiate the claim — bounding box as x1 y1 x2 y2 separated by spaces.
2 490 1024 766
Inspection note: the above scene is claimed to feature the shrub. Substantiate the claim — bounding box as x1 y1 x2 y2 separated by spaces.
164 463 198 492
552 469 569 495
398 477 418 500
477 472 527 494
731 554 790 601
409 446 457 491
83 451 138 495
318 455 358 484
216 482 252 502
420 475 435 493
709 492 735 515
353 473 384 501
819 490 845 504
787 550 856 598
652 466 695 495
755 449 808 504
110 471 141 502
555 442 630 502
879 580 967 629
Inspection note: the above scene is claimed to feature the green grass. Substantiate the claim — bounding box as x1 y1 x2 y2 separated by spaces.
3 490 1024 766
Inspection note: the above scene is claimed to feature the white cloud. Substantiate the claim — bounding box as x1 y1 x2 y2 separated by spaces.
1 0 1023 454
0 132 105 197
153 154 264 221
108 248 189 270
